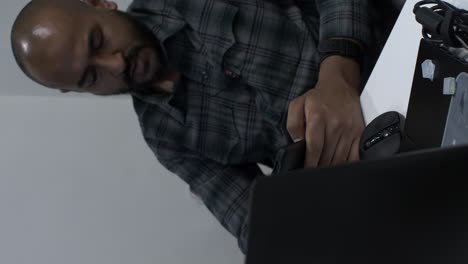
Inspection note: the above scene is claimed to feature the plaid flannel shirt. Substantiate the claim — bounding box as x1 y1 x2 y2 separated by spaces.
127 0 388 254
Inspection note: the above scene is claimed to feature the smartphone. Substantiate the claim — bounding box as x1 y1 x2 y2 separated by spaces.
279 139 306 173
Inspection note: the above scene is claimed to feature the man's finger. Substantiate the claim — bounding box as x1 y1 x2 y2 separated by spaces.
286 98 306 142
318 120 342 167
304 113 325 168
347 138 360 162
330 135 353 166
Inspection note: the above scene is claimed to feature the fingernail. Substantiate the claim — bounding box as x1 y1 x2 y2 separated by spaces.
293 138 304 143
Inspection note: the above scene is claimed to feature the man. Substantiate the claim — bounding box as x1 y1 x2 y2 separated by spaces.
10 0 394 253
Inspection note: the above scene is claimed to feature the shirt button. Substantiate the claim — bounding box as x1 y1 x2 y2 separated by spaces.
271 112 281 121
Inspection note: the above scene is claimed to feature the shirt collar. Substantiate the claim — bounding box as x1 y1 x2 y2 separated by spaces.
130 76 186 125
127 3 187 44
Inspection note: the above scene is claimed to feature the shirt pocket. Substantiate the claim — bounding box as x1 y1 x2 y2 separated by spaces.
141 101 241 165
187 99 242 165
160 80 240 164
181 0 239 70
176 0 241 96
204 108 241 164
222 3 307 115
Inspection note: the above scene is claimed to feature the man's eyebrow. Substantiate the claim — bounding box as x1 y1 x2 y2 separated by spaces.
77 26 94 88
78 68 89 88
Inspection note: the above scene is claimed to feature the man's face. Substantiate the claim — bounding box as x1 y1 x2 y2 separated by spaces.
21 1 165 95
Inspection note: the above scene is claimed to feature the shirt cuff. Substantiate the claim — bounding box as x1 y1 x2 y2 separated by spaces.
317 0 372 49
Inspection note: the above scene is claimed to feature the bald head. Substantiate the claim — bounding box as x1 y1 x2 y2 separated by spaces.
11 0 166 95
11 0 89 87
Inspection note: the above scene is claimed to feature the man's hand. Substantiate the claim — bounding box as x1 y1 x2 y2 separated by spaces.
286 55 365 168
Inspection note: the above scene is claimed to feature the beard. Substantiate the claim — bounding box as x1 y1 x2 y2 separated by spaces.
126 43 168 95
112 9 169 96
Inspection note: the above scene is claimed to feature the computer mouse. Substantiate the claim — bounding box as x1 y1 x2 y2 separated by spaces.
359 111 405 160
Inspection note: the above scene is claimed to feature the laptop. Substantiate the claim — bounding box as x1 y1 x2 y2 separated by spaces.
403 39 468 152
245 144 468 264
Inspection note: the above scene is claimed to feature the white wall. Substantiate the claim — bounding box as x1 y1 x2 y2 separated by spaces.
0 1 244 264
0 96 244 264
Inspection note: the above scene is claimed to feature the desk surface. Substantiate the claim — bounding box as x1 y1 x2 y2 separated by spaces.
361 0 468 125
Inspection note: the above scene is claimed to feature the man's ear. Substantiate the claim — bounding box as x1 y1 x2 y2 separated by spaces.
80 0 118 10
60 89 70 93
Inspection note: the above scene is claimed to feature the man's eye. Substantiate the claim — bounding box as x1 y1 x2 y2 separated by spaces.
91 30 103 50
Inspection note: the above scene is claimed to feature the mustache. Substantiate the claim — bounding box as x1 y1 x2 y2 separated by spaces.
126 43 169 95
123 45 145 86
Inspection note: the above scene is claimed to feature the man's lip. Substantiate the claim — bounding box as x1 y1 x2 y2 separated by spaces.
130 53 138 83
129 48 142 83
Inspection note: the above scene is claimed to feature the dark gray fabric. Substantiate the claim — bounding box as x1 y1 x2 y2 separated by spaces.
126 0 401 254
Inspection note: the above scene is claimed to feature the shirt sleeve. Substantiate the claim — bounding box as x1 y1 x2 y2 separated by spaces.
316 0 371 47
292 0 372 48
145 138 264 254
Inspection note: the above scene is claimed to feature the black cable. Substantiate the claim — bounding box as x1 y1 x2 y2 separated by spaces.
414 0 468 49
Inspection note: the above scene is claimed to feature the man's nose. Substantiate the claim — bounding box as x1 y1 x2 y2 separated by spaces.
92 52 126 77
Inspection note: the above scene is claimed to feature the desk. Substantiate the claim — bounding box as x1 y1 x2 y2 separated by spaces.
361 0 468 125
